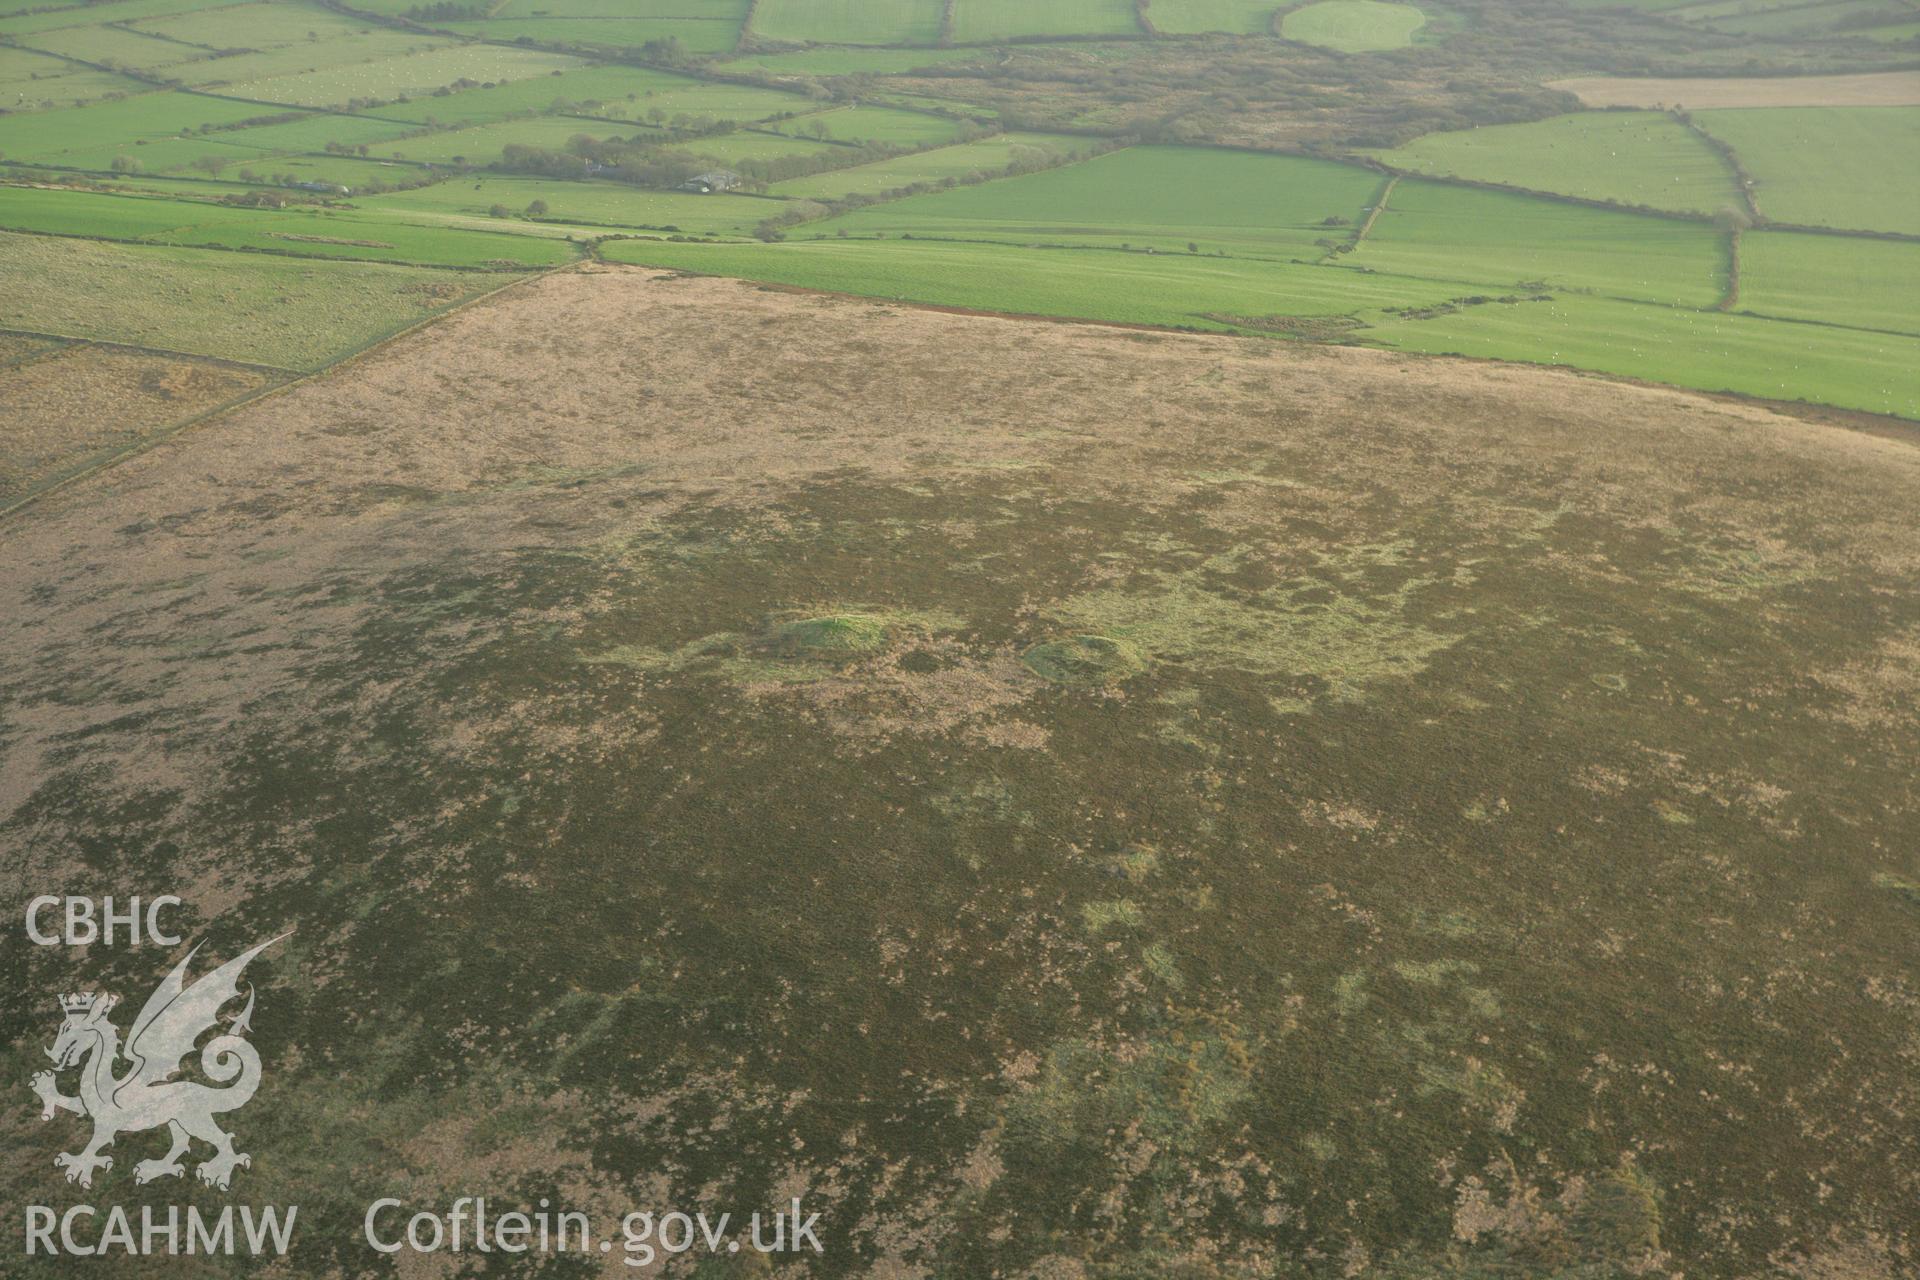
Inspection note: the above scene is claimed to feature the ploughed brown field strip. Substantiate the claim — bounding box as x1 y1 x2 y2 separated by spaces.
3 269 1916 1277
1550 70 1920 108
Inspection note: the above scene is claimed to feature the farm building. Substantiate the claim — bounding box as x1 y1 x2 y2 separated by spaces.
678 170 741 194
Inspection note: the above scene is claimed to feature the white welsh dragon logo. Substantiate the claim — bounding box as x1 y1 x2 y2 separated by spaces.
29 935 287 1191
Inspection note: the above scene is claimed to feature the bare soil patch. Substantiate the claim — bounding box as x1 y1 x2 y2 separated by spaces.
1550 70 1920 108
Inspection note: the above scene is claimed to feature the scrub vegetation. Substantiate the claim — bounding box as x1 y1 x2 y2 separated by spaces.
2 2 1916 1275
4 273 1915 1279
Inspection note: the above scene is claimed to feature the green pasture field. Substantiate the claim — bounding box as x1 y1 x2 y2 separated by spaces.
370 64 699 125
1736 230 1920 336
0 0 213 36
1348 179 1727 309
1662 0 1815 19
600 234 1467 325
439 17 746 54
0 184 578 267
87 143 422 189
0 45 83 81
16 24 196 70
39 173 261 199
377 73 810 130
372 115 633 166
1860 19 1920 40
294 0 413 11
1367 293 1920 418
358 174 774 236
1695 107 1920 235
606 79 817 123
715 47 984 74
38 131 383 179
239 154 434 188
0 57 146 109
166 31 446 90
1708 0 1897 35
498 0 750 14
815 146 1384 259
132 1 381 47
766 133 1091 200
0 229 516 369
668 129 845 166
42 136 250 175
222 44 585 110
751 0 947 45
1280 0 1426 50
0 91 276 163
1147 0 1282 33
212 112 421 156
949 0 1143 42
774 105 966 147
158 204 581 266
1367 111 1744 216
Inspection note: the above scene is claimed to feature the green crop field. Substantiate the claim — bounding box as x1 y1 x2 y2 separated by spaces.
1349 178 1727 308
1280 0 1426 50
1736 230 1920 335
1367 111 1744 215
950 0 1143 42
752 0 947 45
814 145 1384 258
1695 107 1920 235
0 229 514 368
1148 0 1283 32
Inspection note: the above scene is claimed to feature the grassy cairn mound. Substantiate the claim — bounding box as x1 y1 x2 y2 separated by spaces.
1022 634 1147 685
767 612 894 658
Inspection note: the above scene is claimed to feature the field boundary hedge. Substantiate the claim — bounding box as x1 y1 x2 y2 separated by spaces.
1676 111 1762 222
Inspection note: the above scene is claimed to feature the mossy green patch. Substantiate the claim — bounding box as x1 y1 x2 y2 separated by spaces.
1081 897 1143 933
583 606 960 684
1045 544 1456 700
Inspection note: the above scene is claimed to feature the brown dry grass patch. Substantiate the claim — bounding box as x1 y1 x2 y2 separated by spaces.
0 345 276 502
